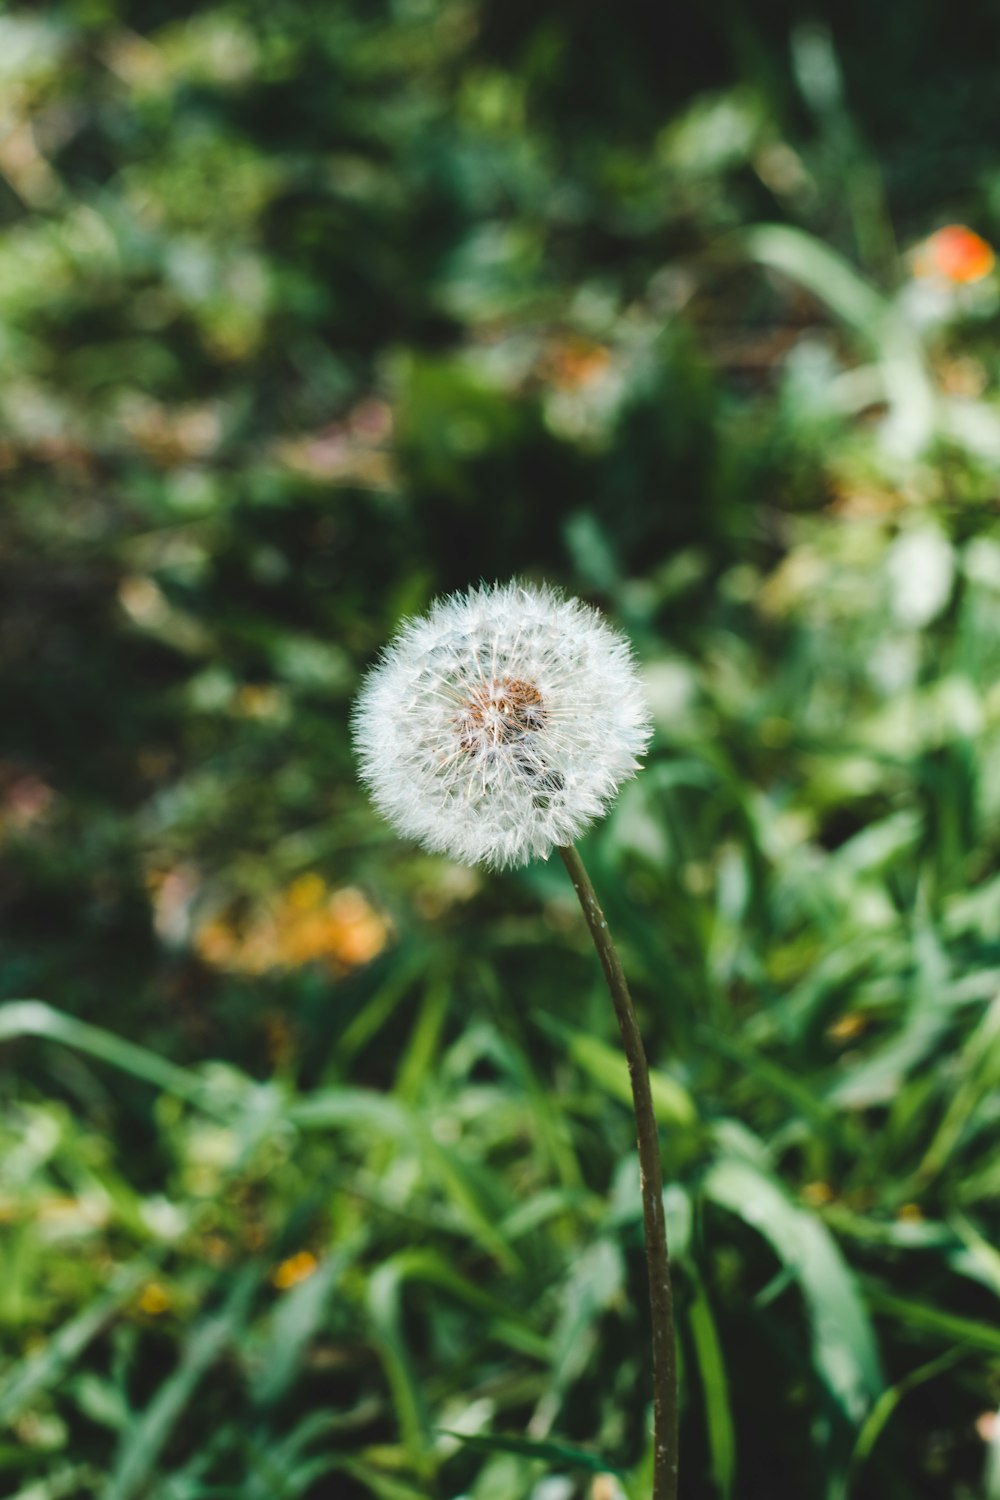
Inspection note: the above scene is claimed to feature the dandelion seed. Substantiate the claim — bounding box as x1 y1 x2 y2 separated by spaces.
352 580 651 869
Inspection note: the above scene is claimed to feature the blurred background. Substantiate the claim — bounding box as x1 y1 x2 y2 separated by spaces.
3 1 1000 1496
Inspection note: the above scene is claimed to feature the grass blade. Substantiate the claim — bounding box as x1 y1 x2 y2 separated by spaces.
0 1269 146 1424
703 1154 883 1424
0 1001 229 1119
440 1429 625 1477
106 1266 261 1500
687 1273 736 1499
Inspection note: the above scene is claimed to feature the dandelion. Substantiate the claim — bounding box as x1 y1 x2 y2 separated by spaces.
354 579 680 1500
351 580 651 870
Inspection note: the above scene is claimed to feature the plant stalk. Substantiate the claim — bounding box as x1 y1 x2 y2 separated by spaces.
558 843 679 1500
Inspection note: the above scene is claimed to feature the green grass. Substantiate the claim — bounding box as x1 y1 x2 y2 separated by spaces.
3 1 1000 1496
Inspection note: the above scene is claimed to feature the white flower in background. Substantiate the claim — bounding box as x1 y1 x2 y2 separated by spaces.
352 581 651 870
886 525 954 629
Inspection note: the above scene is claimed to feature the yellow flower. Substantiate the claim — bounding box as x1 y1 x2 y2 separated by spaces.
272 1251 318 1289
138 1282 171 1315
194 879 389 975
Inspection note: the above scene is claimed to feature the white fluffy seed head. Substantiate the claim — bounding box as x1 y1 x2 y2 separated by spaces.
352 580 652 870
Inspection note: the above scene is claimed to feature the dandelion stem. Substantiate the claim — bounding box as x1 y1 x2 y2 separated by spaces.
558 843 679 1500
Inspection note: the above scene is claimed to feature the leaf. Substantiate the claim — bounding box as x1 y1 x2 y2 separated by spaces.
0 1000 230 1119
439 1429 625 1477
394 966 451 1102
287 1087 410 1133
338 951 429 1065
849 1346 968 1472
0 1269 145 1424
531 1236 625 1439
250 1242 359 1408
325 1459 433 1500
7 1463 96 1500
919 993 1000 1179
741 223 937 455
106 1266 262 1500
698 1026 850 1143
827 912 950 1109
292 1088 519 1269
742 224 886 337
866 1288 1000 1356
367 1259 433 1481
702 1154 883 1424
687 1274 736 1498
417 1128 521 1271
372 1247 547 1362
544 1019 698 1130
366 1245 550 1479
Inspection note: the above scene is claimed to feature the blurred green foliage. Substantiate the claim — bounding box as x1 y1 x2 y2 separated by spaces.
3 1 1000 1497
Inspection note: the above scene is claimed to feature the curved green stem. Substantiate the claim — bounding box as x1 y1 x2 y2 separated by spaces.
558 843 679 1500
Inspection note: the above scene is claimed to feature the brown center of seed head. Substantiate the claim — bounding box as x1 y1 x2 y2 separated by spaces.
456 676 546 750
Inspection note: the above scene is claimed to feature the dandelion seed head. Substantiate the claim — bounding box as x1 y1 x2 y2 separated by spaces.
352 580 651 869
